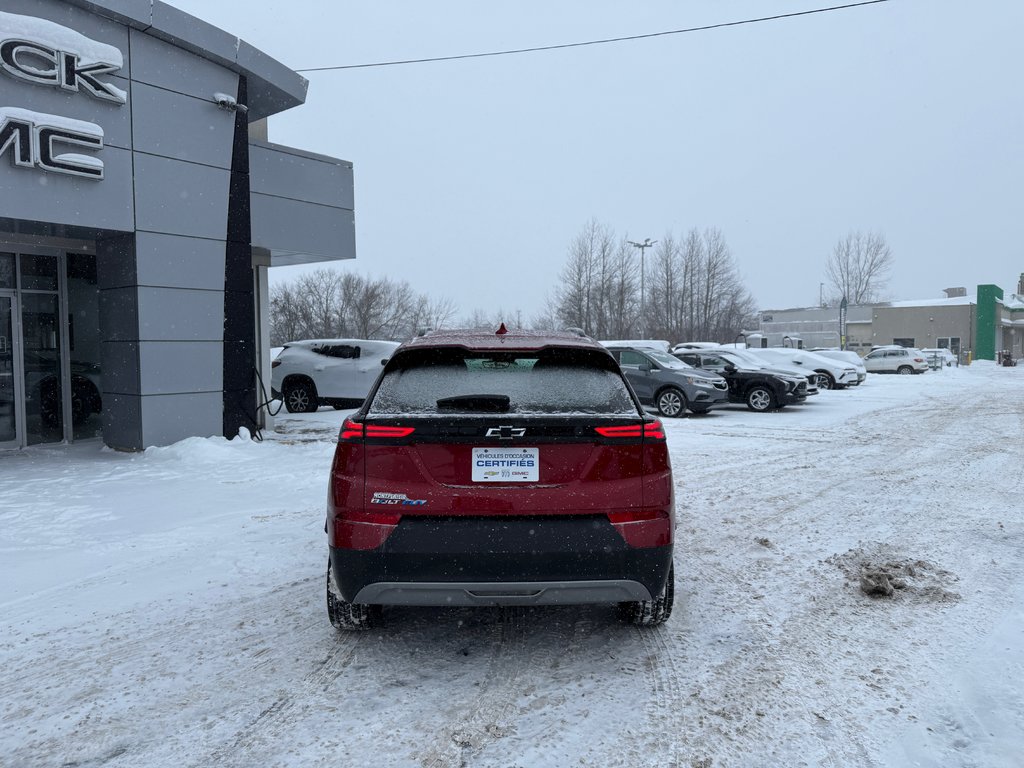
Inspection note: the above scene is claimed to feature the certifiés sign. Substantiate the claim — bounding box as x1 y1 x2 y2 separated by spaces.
471 447 539 483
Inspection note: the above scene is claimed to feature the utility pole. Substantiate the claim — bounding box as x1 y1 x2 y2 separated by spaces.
627 238 657 337
819 282 824 308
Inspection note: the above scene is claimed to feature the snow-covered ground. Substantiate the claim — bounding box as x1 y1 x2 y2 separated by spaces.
2 364 1022 768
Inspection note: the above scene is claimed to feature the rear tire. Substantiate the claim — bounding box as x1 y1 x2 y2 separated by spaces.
327 562 382 630
619 565 674 627
746 386 776 412
897 365 913 375
284 379 318 413
656 387 687 418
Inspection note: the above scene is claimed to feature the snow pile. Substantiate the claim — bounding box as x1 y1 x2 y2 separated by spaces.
829 543 961 601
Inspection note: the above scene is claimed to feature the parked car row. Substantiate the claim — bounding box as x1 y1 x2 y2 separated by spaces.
599 342 830 415
271 334 939 420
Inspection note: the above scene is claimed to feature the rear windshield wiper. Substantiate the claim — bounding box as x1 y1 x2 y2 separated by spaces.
436 394 510 413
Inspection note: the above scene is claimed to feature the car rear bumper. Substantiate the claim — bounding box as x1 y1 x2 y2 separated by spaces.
330 515 673 606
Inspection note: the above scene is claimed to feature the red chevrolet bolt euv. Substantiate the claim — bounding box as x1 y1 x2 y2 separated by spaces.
326 327 676 629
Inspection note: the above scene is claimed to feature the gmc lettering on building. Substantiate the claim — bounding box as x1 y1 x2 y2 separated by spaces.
0 107 104 179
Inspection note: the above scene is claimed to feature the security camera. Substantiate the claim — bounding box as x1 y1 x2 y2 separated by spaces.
213 92 238 110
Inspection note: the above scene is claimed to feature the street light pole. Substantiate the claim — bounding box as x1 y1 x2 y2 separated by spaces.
628 238 657 337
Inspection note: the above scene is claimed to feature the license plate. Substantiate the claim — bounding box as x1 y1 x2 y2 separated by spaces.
472 447 539 482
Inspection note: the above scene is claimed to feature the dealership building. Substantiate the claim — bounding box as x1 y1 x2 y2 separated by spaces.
1 1 354 450
754 279 1024 362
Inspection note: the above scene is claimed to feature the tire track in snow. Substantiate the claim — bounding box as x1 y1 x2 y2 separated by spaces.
415 606 531 768
201 632 359 767
627 620 688 767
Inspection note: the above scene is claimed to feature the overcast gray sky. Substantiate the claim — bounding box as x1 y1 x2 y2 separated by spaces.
170 0 1024 319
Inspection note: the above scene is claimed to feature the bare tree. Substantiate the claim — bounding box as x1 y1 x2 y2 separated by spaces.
551 221 756 343
553 220 639 336
826 231 893 305
269 269 454 344
408 295 458 336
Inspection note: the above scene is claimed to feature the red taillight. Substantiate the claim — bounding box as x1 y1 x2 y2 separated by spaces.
339 419 363 441
339 419 415 441
271 360 281 368
594 420 665 441
595 425 642 438
367 425 416 438
643 420 666 441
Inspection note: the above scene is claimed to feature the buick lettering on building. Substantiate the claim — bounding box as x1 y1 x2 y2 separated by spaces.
0 11 125 180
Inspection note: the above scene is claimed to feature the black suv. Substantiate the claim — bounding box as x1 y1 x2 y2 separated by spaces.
674 351 807 412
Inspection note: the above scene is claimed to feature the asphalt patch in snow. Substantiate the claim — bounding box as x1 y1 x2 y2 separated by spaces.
828 543 961 602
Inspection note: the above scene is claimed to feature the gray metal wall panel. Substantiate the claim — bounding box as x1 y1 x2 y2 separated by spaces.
134 232 225 290
102 287 225 344
0 75 131 150
99 286 139 343
130 82 236 168
250 193 355 263
129 28 239 102
147 3 241 72
133 153 230 240
96 232 137 289
0 146 134 232
62 0 152 29
141 392 223 445
138 341 222 394
101 392 142 450
249 143 354 209
101 340 140 394
136 287 224 341
4 0 132 72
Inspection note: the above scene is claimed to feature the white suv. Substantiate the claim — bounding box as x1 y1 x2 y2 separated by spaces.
862 347 929 375
743 348 860 390
271 339 400 412
808 349 867 385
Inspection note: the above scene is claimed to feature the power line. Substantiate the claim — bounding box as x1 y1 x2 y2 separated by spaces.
296 0 890 73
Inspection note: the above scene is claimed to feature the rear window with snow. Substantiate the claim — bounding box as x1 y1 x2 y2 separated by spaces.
367 348 639 417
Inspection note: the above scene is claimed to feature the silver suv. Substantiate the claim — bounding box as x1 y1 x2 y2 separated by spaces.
605 347 729 417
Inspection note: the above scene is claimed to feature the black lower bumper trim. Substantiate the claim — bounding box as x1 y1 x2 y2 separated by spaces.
329 515 673 606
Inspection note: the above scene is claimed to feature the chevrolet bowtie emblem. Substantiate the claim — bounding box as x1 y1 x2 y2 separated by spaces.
485 425 526 439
